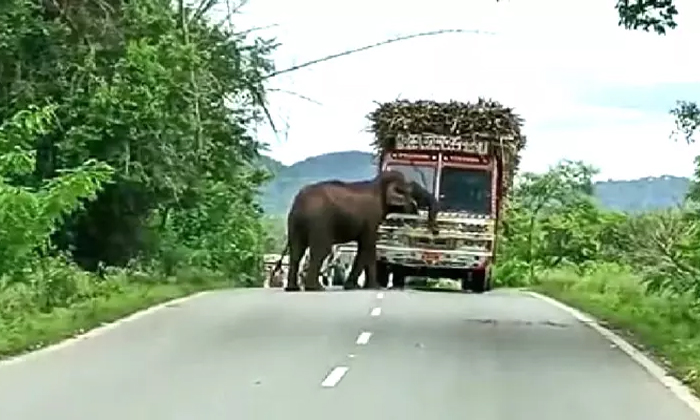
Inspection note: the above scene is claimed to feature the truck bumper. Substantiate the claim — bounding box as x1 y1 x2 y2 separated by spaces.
333 244 491 270
376 245 490 270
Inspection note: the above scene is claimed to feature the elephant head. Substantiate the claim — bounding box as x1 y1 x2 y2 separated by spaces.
388 180 440 235
378 170 414 211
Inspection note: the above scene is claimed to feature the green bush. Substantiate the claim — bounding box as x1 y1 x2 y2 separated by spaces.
0 0 277 357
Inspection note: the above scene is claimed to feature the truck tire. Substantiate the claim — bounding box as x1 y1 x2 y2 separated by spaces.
410 277 429 288
377 261 390 288
391 269 407 290
460 277 470 292
331 265 346 286
470 269 492 294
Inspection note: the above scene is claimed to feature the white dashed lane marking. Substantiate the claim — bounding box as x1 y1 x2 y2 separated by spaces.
322 291 385 388
321 366 349 388
356 332 372 345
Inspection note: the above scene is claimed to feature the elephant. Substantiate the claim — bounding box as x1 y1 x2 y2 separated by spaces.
299 247 334 287
278 170 416 292
267 247 333 289
268 176 441 291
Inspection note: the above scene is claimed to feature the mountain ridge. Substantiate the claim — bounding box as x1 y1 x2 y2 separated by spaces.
258 151 692 215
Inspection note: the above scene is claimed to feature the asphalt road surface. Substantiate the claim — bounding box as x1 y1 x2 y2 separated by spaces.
1 287 698 420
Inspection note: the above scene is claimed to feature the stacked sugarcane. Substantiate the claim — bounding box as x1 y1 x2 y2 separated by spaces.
367 97 527 196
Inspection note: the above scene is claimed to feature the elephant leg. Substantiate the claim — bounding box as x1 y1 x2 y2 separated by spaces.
359 233 380 290
344 237 378 289
361 265 374 289
285 237 306 292
343 250 364 290
303 243 331 291
362 250 380 290
360 262 372 289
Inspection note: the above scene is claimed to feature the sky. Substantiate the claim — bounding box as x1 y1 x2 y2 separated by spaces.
223 0 700 181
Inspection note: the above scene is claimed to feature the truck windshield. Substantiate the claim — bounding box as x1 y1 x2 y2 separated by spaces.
438 167 491 214
385 163 436 194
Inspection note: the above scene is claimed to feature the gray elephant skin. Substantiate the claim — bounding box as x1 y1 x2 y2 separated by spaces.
267 174 440 291
280 170 418 292
390 180 439 227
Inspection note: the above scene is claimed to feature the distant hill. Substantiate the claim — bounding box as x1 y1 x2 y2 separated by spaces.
258 151 377 215
594 175 690 212
257 151 691 215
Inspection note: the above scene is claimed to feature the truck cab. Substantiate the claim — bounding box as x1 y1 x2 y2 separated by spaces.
375 133 504 292
325 98 523 292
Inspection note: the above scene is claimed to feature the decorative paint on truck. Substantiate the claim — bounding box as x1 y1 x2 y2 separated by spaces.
329 98 526 292
375 134 500 291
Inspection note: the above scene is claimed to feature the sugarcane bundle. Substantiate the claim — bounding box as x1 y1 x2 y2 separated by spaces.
367 98 527 195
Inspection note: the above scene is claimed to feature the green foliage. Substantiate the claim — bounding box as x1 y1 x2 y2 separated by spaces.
261 214 287 254
671 101 700 144
157 178 268 286
615 0 678 34
0 0 279 355
608 0 700 144
496 160 601 282
0 106 114 277
495 158 700 303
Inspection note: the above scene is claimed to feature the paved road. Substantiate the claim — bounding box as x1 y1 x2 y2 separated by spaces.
0 288 698 420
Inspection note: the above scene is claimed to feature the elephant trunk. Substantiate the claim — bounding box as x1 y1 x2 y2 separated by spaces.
425 195 439 235
407 181 439 235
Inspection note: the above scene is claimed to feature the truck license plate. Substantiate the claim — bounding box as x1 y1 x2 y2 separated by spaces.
422 251 441 263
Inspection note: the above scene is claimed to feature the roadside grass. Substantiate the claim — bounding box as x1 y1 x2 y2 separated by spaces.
0 266 247 360
531 265 700 395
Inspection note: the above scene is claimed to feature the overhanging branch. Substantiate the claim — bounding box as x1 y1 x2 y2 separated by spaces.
263 29 494 80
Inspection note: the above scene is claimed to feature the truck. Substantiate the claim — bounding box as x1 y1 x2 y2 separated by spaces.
328 98 526 292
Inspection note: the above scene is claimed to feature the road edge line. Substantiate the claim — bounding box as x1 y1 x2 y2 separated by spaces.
0 291 213 369
527 290 700 416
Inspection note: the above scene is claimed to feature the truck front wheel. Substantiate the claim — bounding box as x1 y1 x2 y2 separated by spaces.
331 264 346 286
469 268 492 293
391 269 407 290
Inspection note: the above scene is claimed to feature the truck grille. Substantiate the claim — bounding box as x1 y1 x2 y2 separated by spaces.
410 236 454 250
408 237 491 251
382 212 493 235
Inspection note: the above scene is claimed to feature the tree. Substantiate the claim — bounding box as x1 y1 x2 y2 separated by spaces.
497 160 600 283
614 0 679 34
0 0 279 288
494 0 696 141
0 105 113 278
496 158 700 300
609 1 697 142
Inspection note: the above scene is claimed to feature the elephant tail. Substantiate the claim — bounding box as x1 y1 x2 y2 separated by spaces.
268 242 290 284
